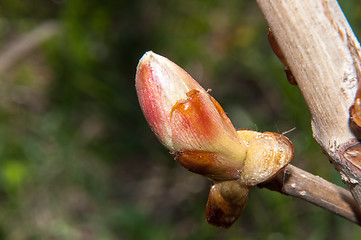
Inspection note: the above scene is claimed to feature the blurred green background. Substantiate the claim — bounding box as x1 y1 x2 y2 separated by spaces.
0 0 361 239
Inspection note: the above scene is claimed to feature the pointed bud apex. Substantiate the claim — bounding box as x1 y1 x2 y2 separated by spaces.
136 51 207 150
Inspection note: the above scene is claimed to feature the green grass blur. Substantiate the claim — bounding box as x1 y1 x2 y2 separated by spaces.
0 0 361 239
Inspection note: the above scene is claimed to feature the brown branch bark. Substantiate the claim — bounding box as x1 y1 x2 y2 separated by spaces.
255 1 361 207
258 164 361 225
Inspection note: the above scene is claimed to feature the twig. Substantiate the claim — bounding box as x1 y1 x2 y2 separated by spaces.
258 164 361 225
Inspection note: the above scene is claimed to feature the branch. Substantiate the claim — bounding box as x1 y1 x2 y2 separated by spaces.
258 164 361 225
256 1 361 206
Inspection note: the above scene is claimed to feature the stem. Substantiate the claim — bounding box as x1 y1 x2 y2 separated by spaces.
258 164 361 225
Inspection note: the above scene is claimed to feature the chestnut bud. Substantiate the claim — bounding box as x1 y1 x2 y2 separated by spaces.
135 51 294 227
